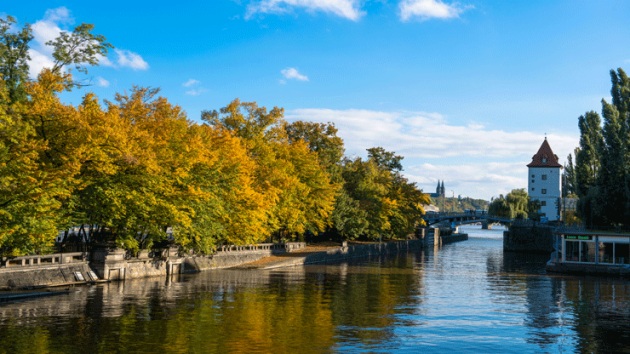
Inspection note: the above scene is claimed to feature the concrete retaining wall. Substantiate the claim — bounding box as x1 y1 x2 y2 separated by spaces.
259 240 424 269
503 225 554 253
0 240 414 290
0 263 95 290
310 239 423 264
183 249 278 272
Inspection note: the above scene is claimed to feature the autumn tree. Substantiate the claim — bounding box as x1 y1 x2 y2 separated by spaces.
202 99 338 242
0 15 111 256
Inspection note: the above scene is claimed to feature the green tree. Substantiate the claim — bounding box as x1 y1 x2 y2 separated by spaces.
284 120 345 177
488 189 533 220
342 157 392 240
0 16 32 103
574 68 630 228
338 148 429 241
597 69 630 225
574 111 604 226
562 150 578 197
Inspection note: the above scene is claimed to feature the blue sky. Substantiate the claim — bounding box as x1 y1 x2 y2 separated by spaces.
4 1 630 200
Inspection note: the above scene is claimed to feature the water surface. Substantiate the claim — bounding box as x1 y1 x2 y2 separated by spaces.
0 225 628 353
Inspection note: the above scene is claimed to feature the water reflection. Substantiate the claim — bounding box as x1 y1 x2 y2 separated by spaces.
0 227 628 353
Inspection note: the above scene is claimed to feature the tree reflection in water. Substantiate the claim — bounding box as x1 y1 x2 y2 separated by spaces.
0 228 628 353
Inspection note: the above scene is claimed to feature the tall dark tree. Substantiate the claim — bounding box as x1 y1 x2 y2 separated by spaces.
574 68 630 228
562 150 578 197
575 111 604 226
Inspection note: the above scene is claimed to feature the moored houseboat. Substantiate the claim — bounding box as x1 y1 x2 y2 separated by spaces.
547 231 630 276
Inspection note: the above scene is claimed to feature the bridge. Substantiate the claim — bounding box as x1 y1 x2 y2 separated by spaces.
423 211 512 229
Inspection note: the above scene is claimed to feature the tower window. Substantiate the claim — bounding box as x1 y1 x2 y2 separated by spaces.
542 189 547 194
541 201 547 206
542 174 547 180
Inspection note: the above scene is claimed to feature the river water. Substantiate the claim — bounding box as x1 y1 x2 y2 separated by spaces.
0 225 628 353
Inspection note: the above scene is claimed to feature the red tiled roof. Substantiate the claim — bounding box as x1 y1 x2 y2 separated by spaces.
527 138 562 168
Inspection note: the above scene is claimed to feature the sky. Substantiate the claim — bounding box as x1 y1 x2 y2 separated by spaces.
4 0 630 201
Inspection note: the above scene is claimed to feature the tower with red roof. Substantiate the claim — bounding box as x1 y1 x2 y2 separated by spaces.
527 138 563 221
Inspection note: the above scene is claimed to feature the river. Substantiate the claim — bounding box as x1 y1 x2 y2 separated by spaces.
0 225 628 353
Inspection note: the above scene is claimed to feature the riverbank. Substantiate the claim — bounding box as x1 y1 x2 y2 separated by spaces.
0 241 419 290
0 230 469 290
232 240 424 269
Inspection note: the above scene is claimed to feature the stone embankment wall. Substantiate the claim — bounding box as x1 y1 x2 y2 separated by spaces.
0 253 95 290
0 239 435 290
183 243 291 272
0 243 306 290
503 224 554 253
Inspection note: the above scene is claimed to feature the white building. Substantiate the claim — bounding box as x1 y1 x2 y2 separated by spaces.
527 138 562 221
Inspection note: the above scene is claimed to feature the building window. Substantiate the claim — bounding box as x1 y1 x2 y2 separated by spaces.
531 188 535 191
531 174 535 178
542 174 547 180
541 201 547 206
542 189 547 194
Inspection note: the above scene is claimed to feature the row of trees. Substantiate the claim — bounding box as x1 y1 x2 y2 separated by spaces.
0 16 430 256
431 195 488 214
563 68 630 229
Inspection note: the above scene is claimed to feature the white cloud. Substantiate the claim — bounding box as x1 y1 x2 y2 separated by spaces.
246 0 364 21
31 19 62 53
26 7 71 77
183 79 200 87
27 49 56 79
281 67 309 82
185 88 207 96
181 79 206 96
115 49 149 70
42 7 73 24
406 162 527 200
96 77 110 87
399 0 470 21
286 108 578 200
96 53 115 67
